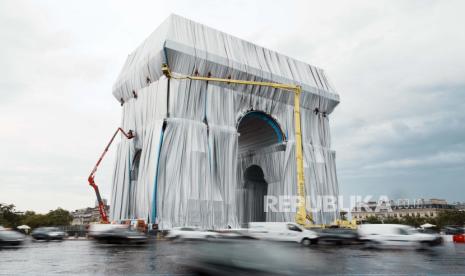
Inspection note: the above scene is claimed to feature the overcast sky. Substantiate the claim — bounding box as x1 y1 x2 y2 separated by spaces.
1 0 464 212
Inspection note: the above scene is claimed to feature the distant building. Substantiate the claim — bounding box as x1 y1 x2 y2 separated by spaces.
71 200 109 225
453 202 465 211
351 198 455 222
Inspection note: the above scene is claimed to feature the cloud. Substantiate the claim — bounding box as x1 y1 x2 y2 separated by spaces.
364 151 465 170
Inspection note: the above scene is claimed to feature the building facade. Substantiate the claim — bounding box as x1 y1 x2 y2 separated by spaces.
71 201 109 225
351 198 455 221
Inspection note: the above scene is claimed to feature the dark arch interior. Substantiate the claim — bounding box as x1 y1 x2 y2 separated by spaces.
243 165 268 223
244 164 265 181
237 111 284 224
237 111 285 153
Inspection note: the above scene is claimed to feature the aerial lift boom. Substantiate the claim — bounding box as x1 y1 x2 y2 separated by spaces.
88 127 134 223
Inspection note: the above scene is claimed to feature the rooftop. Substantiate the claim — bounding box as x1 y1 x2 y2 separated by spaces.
113 14 339 111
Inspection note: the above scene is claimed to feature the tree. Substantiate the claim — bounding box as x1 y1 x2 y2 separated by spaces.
0 203 22 228
433 210 465 228
46 208 73 226
364 216 382 224
383 217 402 224
22 213 47 229
22 208 73 228
402 215 427 227
1 204 73 229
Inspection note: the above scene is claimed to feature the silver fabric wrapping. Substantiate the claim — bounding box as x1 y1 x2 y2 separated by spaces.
110 14 340 228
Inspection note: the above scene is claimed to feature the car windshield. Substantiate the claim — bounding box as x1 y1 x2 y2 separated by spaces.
398 227 418 235
408 228 419 234
37 227 59 232
287 224 303 232
1 231 21 238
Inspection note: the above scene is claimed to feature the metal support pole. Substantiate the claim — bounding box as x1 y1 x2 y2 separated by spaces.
293 87 307 225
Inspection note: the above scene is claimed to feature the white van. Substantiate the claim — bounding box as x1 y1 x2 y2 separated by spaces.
248 222 318 246
358 224 442 248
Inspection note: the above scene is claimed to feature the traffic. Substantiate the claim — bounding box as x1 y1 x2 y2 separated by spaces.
3 222 465 247
2 222 465 275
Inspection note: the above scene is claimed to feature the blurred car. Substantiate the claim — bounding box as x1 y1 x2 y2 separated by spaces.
91 227 148 244
184 238 318 276
215 230 256 240
314 228 360 245
87 223 127 237
453 234 465 243
166 227 220 240
31 227 66 241
0 228 26 246
442 225 465 235
247 222 318 246
358 224 442 248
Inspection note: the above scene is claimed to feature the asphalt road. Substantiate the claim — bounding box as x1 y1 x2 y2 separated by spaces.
1 238 465 275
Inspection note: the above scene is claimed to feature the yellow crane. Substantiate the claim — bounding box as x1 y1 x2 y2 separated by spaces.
161 64 309 225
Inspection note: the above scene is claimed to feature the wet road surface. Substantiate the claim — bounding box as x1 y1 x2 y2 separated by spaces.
1 239 465 275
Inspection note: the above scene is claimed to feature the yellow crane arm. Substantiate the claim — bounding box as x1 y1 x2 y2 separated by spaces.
161 64 310 225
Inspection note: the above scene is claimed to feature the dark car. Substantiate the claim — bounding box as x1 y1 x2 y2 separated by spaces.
91 228 148 244
0 228 26 246
442 226 464 235
31 227 66 241
314 228 360 245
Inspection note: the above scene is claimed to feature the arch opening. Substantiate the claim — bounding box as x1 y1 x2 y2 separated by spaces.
243 165 268 223
237 111 285 224
237 111 285 153
130 149 142 181
128 149 141 219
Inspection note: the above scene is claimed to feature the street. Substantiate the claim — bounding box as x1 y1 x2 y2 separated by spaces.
1 239 465 275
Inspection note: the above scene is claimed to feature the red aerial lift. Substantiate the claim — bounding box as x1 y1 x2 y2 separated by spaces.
88 127 134 223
